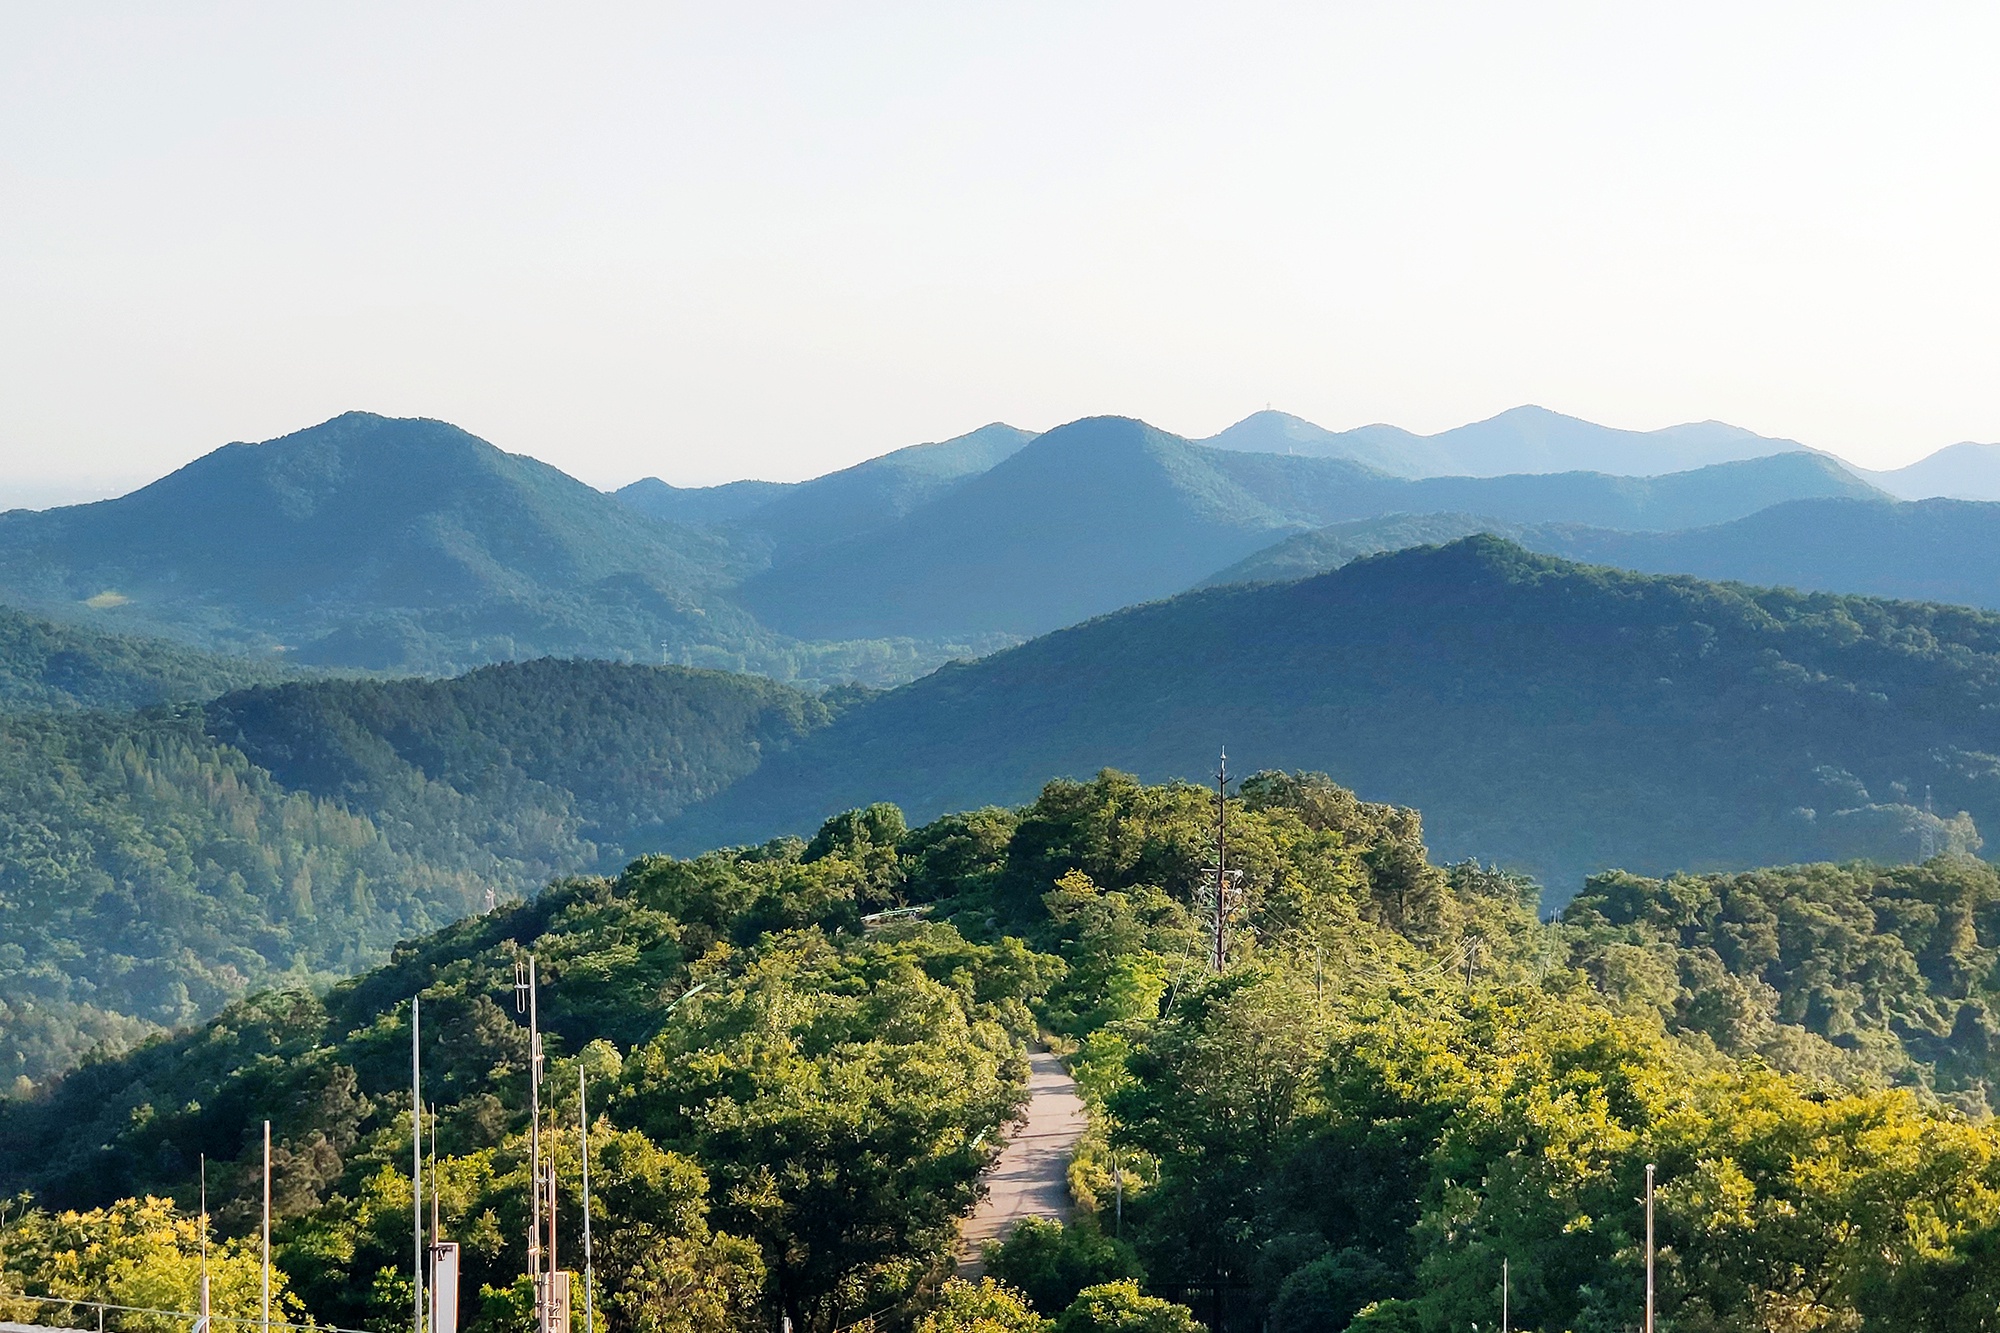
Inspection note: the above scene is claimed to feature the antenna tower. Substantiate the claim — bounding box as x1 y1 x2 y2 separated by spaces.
1199 749 1244 973
1922 785 1938 860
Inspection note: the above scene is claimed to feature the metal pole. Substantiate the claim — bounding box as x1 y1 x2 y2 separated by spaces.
413 998 424 1333
262 1120 271 1333
579 1067 594 1333
1644 1162 1655 1333
199 1157 211 1333
1113 1153 1122 1239
1502 1256 1508 1333
528 957 545 1333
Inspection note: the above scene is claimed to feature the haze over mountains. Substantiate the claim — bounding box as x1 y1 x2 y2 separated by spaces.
0 406 1914 674
1195 405 1814 477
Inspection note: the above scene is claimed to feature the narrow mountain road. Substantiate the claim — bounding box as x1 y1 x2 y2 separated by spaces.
958 1048 1090 1275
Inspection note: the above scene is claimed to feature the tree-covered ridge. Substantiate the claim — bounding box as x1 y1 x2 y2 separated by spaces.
16 770 2000 1329
1565 858 2000 1112
0 602 296 712
206 659 835 879
0 662 836 1090
677 537 1999 891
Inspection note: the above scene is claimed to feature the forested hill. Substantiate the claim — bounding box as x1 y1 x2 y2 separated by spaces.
0 412 777 674
676 537 1997 892
0 661 831 1090
205 658 834 872
0 601 296 710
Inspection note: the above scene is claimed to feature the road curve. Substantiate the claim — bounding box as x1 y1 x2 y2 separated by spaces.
958 1048 1089 1275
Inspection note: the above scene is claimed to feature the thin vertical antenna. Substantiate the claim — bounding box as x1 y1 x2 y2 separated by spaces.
413 997 424 1333
262 1120 272 1333
579 1066 594 1333
1501 1256 1508 1333
1215 748 1226 971
1644 1162 1656 1333
1922 785 1938 860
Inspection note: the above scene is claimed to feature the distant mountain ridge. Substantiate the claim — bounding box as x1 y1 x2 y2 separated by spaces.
616 423 1035 559
0 407 1906 681
1197 405 1811 478
676 538 1993 893
1859 442 2000 502
1205 496 2000 613
737 416 1881 640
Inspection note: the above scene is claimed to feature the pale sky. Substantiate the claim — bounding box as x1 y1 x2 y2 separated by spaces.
2 2 1996 507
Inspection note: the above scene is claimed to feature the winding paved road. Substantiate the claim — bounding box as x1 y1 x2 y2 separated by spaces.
958 1048 1089 1275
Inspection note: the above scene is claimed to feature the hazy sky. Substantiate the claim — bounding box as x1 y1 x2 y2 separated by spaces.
2 2 1996 506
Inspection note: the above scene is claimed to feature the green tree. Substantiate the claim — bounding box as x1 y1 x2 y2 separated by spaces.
916 1278 1048 1333
1053 1281 1202 1333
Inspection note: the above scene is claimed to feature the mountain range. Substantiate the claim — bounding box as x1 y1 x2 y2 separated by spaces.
0 409 1889 672
731 417 1876 640
1194 405 1813 477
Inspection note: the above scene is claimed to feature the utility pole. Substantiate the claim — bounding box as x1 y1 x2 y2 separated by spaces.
517 956 548 1333
579 1067 595 1333
1644 1162 1656 1333
1110 1152 1123 1238
262 1120 272 1333
413 997 425 1333
198 1157 211 1333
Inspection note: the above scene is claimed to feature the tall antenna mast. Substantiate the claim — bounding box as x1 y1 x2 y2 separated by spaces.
1200 749 1241 972
1922 785 1938 860
413 997 424 1333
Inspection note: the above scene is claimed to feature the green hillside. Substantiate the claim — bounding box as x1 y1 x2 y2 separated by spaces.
0 661 831 1090
8 773 2000 1332
0 602 298 711
681 538 1993 893
739 417 1880 641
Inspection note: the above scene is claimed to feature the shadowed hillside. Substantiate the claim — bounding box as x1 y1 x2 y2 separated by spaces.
682 538 1990 892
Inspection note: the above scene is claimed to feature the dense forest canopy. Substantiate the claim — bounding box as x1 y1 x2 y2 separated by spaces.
8 772 2000 1332
0 662 837 1090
